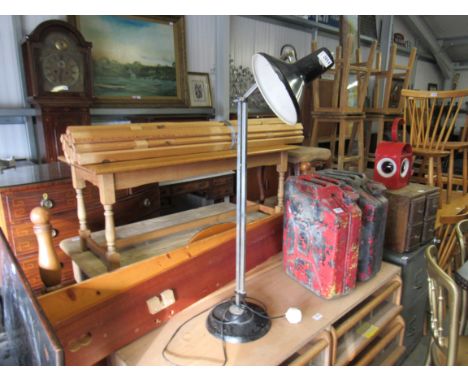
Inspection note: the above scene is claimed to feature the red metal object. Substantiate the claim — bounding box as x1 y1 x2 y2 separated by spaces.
283 174 362 299
374 117 413 190
318 170 389 282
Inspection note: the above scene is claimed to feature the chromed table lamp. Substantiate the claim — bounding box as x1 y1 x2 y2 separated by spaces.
206 47 334 343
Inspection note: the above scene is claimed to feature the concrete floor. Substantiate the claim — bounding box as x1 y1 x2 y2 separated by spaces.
401 336 430 366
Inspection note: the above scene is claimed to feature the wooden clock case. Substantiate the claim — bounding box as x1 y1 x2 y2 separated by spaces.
22 20 93 163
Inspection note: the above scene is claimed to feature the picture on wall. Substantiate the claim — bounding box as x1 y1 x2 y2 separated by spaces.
389 78 405 108
71 15 188 106
187 72 212 107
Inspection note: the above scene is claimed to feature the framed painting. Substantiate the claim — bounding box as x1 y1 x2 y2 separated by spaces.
187 72 212 107
70 15 188 107
389 78 404 108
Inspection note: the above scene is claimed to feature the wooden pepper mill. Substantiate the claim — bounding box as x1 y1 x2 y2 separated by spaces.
30 206 62 291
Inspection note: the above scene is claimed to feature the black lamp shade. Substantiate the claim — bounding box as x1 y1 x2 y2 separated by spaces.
252 47 334 125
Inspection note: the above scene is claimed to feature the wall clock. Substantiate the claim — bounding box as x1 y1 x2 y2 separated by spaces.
22 20 93 162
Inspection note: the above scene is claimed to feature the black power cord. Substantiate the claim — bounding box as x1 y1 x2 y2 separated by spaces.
161 296 286 366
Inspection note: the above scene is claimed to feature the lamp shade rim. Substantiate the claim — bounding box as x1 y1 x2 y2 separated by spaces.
252 53 301 125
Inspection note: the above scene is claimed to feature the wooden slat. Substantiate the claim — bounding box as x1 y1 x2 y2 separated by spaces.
70 136 302 165
79 145 295 175
114 203 261 249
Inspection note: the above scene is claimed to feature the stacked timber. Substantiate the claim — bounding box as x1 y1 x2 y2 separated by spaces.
61 118 303 166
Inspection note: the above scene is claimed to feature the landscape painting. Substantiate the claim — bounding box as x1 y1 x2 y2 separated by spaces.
73 15 188 106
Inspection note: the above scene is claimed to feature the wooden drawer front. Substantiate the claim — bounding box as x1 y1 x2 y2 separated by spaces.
407 196 426 226
211 175 233 186
18 251 74 292
9 212 79 257
421 217 436 244
114 187 160 226
404 223 423 252
4 183 76 223
424 192 439 219
171 180 210 196
159 186 171 198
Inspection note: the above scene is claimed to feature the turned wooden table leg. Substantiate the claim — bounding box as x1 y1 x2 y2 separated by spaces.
104 204 119 270
275 152 288 213
75 188 89 251
71 167 90 251
98 174 120 270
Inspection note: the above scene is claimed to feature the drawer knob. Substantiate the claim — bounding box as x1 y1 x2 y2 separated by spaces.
51 228 58 238
143 198 152 207
40 193 54 209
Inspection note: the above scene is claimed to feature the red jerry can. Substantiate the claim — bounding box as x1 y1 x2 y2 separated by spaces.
374 117 413 190
283 174 362 299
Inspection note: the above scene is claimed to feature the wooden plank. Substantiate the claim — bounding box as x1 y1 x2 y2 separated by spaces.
66 117 286 133
114 202 261 249
39 213 283 365
84 145 296 175
73 136 303 165
72 130 302 154
67 121 302 144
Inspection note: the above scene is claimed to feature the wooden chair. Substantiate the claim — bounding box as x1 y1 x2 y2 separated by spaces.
424 245 468 365
308 35 376 172
455 219 468 335
364 44 417 166
440 114 468 202
435 206 468 274
401 89 468 204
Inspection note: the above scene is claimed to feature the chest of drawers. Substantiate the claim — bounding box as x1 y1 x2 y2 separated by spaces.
0 162 161 293
384 183 439 253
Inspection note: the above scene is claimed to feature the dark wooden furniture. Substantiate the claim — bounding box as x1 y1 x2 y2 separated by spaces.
0 163 161 292
384 183 440 253
21 20 93 162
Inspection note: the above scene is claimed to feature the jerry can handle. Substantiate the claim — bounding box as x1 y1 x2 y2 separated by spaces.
391 117 403 142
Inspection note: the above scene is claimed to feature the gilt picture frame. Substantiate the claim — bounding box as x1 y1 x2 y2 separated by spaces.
69 15 188 107
187 72 212 107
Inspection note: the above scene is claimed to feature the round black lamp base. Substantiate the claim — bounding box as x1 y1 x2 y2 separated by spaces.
206 300 271 343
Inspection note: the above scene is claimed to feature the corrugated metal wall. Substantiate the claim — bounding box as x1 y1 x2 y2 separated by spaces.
0 15 452 160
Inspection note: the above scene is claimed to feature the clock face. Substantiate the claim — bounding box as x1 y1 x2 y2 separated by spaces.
39 32 85 93
42 53 80 87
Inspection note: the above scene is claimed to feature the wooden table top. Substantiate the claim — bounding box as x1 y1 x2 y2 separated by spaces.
112 255 400 366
